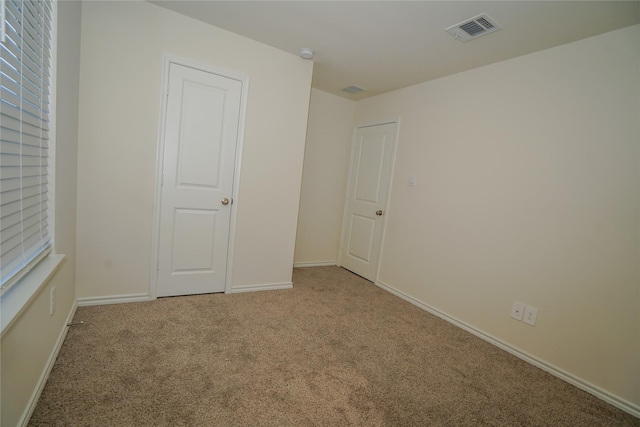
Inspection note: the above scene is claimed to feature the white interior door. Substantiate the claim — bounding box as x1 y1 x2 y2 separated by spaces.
339 122 397 281
156 63 242 297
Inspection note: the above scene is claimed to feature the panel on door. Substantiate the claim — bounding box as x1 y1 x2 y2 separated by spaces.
157 63 242 297
347 214 375 262
340 122 397 281
171 209 217 272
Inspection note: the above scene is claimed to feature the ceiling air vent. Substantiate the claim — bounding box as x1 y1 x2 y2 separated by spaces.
342 85 366 94
446 13 502 42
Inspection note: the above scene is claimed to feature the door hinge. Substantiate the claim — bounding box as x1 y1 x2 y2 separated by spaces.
161 174 164 187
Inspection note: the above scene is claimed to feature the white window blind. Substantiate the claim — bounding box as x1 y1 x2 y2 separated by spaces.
0 0 53 294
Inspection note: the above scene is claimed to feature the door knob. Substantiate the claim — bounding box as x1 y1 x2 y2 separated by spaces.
221 198 230 206
376 210 383 216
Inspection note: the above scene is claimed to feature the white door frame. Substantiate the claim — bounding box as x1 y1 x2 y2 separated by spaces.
149 54 249 299
338 119 400 283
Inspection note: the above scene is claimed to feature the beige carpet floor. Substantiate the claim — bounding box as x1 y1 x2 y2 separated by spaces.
30 266 639 426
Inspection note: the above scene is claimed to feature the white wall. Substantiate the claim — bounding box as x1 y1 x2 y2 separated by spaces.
354 25 640 408
294 89 355 265
75 1 313 299
0 2 82 425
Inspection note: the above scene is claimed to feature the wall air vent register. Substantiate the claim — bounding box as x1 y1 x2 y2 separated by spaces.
446 13 502 42
342 85 366 94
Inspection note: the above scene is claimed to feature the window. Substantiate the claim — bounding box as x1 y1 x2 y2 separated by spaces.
0 0 54 296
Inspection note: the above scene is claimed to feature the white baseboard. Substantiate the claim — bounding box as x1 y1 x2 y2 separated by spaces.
374 280 640 419
20 301 78 427
230 282 293 294
77 293 150 306
293 261 337 268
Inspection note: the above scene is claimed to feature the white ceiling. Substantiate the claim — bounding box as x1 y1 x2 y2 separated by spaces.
149 1 640 100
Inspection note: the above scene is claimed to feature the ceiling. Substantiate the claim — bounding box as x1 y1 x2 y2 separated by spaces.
149 1 640 100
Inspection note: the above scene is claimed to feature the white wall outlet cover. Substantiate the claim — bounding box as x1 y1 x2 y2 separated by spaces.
49 287 56 316
511 301 524 320
524 305 538 326
408 175 416 187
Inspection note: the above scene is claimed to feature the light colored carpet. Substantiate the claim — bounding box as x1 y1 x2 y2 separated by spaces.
30 266 639 426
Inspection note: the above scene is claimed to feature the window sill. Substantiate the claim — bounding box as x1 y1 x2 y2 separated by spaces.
0 254 66 338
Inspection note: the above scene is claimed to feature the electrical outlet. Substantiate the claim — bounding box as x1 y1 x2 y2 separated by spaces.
49 287 55 316
524 305 538 326
510 301 524 320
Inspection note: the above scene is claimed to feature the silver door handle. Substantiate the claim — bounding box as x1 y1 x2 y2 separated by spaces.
221 198 230 206
376 210 383 216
